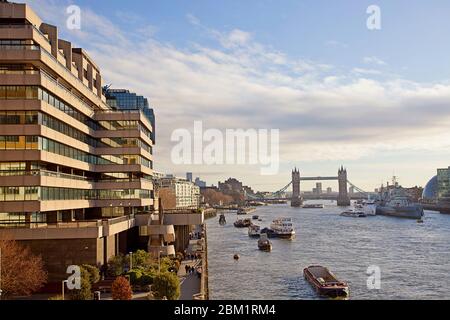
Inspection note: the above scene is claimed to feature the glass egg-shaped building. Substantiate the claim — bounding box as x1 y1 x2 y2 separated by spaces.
422 175 438 200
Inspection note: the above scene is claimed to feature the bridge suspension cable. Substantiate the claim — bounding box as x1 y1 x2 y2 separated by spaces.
346 180 368 195
246 181 292 199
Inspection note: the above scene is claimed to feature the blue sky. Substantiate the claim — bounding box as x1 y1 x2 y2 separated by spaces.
21 0 450 191
68 0 450 82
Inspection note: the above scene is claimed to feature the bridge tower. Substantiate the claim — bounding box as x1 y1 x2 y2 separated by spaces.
291 168 302 207
337 166 351 206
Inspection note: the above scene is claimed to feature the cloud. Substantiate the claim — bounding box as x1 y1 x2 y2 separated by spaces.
352 68 382 75
21 0 450 189
363 56 387 66
325 40 348 48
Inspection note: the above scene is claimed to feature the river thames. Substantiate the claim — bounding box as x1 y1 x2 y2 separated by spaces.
206 201 450 299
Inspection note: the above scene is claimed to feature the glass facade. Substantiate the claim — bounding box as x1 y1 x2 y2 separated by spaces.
104 88 156 143
437 168 450 201
0 186 153 201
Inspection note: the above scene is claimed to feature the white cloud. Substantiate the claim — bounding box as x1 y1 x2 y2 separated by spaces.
363 56 387 66
21 0 450 189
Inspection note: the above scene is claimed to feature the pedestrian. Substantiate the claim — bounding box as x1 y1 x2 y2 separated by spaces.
185 265 189 274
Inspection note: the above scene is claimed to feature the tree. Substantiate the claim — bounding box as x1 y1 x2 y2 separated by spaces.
126 250 152 270
111 276 133 300
107 254 125 277
0 240 47 298
70 267 93 300
82 264 100 285
152 272 180 300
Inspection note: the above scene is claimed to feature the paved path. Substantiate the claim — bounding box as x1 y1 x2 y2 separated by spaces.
178 257 201 300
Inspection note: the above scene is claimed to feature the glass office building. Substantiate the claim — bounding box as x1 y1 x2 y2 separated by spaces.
104 88 156 143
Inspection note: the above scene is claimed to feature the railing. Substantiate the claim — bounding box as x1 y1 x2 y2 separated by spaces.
0 220 102 229
0 44 39 50
0 169 153 184
106 214 135 225
39 68 96 118
0 170 89 181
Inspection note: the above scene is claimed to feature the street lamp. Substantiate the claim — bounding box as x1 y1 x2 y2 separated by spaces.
0 247 2 300
129 252 133 271
158 250 164 274
61 280 68 300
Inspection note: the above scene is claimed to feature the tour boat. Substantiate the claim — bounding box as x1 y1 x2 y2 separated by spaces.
234 218 252 228
360 200 377 216
248 224 261 237
219 214 226 225
257 233 272 252
340 209 366 218
270 218 295 239
303 265 349 297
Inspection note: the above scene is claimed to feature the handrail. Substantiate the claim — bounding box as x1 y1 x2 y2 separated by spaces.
0 170 153 184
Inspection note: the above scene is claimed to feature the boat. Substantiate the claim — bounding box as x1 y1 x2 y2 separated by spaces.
260 227 277 238
234 218 252 228
252 215 259 220
302 204 324 209
233 254 239 260
270 218 295 239
248 224 261 237
303 265 349 297
219 214 226 225
340 209 366 218
257 233 272 252
258 218 263 222
360 200 377 216
237 207 256 215
376 178 424 219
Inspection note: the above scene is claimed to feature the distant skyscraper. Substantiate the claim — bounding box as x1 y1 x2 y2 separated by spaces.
186 172 193 182
104 88 155 143
195 177 207 188
316 182 323 194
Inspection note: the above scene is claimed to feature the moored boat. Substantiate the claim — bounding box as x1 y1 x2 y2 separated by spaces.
340 209 366 218
219 214 226 225
257 233 272 252
234 218 252 228
270 217 295 239
260 227 276 238
303 265 349 297
237 207 256 215
252 215 259 220
248 224 261 237
302 204 324 209
376 177 424 219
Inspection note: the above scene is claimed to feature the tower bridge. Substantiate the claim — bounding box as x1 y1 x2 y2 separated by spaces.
247 166 369 207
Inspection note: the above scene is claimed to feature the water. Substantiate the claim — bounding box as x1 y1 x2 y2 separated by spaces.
206 201 450 300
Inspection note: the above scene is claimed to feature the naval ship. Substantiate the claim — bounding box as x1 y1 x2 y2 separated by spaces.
376 177 424 219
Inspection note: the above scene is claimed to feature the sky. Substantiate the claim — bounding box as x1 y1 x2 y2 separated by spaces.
17 0 450 192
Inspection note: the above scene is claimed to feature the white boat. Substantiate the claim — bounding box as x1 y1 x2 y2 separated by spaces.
270 218 295 239
340 208 366 218
361 200 377 216
248 224 261 237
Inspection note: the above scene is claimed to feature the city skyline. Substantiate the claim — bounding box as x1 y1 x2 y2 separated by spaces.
17 0 450 191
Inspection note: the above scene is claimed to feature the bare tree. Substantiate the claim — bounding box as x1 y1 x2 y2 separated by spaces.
0 240 47 298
